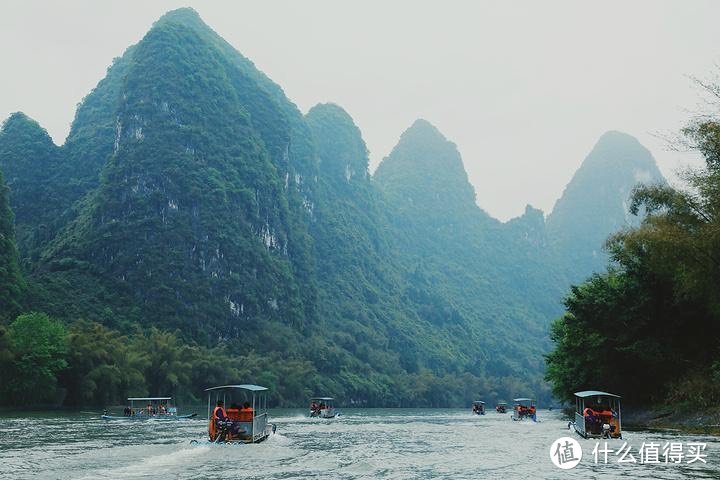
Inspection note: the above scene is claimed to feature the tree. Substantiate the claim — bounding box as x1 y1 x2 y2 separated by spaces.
5 313 68 404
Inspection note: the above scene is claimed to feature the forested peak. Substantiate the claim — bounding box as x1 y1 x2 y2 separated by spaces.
1 112 56 147
402 118 448 142
581 130 660 174
153 7 203 28
0 112 59 182
306 103 369 182
307 103 357 128
377 118 464 174
149 8 216 41
374 118 477 211
549 130 665 216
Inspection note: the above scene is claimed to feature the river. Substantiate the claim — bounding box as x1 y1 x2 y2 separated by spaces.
0 409 717 479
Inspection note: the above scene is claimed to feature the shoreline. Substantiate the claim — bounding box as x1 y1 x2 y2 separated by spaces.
622 407 720 436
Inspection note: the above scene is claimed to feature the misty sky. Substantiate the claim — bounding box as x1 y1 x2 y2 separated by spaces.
1 1 718 220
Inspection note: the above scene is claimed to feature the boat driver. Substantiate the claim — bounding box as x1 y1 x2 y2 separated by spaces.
213 400 245 438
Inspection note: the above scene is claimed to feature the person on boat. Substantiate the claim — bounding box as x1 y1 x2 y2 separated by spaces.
239 401 254 421
226 403 241 420
123 406 131 416
213 400 228 422
209 400 226 441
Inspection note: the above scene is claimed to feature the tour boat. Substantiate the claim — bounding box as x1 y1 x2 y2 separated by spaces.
472 400 486 415
495 401 508 413
309 397 337 418
511 398 537 421
205 384 276 443
101 396 197 420
569 391 622 439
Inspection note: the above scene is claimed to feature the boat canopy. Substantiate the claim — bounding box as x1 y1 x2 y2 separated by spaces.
127 397 172 401
310 397 334 401
205 384 268 392
574 391 621 399
513 398 534 402
473 401 485 404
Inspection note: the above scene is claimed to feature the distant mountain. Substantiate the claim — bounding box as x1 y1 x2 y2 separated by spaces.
546 131 665 283
0 8 667 407
375 120 561 384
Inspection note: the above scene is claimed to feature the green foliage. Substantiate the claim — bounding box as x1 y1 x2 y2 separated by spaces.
0 166 23 320
2 313 68 403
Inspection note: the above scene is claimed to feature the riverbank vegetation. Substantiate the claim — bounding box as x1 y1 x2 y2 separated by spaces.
0 312 546 407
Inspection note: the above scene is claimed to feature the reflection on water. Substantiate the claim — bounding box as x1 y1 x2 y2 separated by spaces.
0 409 717 479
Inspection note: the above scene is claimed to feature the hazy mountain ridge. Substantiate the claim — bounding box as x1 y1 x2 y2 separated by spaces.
0 8 666 406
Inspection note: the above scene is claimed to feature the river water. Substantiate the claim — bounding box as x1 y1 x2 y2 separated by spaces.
0 409 717 479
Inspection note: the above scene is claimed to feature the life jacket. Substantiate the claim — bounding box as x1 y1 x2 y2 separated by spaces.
226 408 240 420
583 407 595 417
213 406 227 422
209 406 227 440
239 407 254 422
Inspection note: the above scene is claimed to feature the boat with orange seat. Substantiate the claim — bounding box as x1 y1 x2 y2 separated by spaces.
309 397 337 418
205 384 276 443
511 398 537 421
570 391 622 439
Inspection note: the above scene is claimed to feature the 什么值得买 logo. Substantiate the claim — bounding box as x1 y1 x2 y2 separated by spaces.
550 436 582 469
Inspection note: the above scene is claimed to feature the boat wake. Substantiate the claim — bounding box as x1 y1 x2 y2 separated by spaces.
76 444 210 479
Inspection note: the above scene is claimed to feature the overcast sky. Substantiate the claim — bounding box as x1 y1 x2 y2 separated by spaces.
1 1 718 220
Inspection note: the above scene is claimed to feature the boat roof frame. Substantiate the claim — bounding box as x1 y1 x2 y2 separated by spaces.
574 390 621 399
513 398 535 402
310 397 334 401
127 397 172 401
473 400 485 404
205 384 268 392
